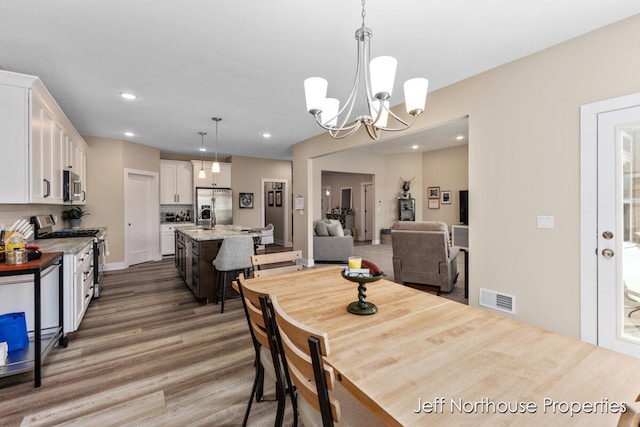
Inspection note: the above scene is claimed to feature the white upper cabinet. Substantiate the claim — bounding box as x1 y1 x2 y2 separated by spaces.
0 70 88 204
192 160 231 188
160 160 193 205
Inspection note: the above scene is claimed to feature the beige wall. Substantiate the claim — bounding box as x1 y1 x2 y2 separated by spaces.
422 145 469 226
85 136 160 265
230 156 293 246
293 15 640 339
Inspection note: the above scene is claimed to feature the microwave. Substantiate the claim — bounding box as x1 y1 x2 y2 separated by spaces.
63 170 83 202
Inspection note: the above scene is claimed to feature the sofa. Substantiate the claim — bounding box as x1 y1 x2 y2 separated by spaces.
391 220 459 293
313 219 354 262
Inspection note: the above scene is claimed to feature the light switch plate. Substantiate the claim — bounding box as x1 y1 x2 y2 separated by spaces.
537 215 554 228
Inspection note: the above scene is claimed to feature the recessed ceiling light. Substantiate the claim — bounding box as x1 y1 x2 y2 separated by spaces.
120 92 137 100
124 131 135 137
262 133 272 138
412 145 419 149
456 135 464 140
199 147 206 152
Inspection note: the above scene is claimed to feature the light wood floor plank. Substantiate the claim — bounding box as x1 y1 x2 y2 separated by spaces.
0 259 293 426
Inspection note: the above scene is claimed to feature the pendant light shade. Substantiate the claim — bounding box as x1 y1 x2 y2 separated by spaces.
370 56 397 99
211 116 222 173
304 77 328 114
198 131 207 179
403 78 429 115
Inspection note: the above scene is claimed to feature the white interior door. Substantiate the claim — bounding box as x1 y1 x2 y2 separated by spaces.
125 171 158 266
597 105 640 357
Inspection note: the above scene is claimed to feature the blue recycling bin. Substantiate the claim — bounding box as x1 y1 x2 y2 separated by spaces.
0 312 29 352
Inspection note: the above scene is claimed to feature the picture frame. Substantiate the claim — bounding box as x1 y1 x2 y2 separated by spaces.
277 182 283 189
275 190 282 207
268 191 274 207
239 192 253 209
441 190 452 204
428 186 440 199
428 198 440 209
272 183 277 189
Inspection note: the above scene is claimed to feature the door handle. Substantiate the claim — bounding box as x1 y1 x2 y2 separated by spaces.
602 248 615 258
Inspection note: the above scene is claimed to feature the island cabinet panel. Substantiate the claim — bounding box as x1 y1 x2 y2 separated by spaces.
175 233 223 304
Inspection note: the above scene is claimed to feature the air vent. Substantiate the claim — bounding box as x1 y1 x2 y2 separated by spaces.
479 288 515 314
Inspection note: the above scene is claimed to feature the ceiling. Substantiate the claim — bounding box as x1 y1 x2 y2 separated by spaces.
1 1 639 160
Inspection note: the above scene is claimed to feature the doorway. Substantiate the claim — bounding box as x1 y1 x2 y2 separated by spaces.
261 178 290 247
124 169 159 266
581 93 640 357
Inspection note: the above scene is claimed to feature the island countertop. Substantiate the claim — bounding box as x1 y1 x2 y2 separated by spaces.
174 224 260 242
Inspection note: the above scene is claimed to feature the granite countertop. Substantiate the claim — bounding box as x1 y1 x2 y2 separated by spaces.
175 224 260 242
31 227 107 255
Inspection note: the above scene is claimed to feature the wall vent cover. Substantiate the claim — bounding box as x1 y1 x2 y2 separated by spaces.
479 288 515 314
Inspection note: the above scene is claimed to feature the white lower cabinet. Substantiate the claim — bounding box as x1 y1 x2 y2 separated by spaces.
63 242 94 333
161 223 193 255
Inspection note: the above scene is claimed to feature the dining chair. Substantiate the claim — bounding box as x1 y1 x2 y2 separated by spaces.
617 401 640 426
268 297 384 427
212 234 254 313
235 274 297 427
251 250 303 278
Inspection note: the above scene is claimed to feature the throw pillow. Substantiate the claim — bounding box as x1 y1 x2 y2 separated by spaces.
315 221 329 236
326 221 345 237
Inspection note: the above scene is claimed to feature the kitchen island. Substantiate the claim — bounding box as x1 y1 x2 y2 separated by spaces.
174 225 259 304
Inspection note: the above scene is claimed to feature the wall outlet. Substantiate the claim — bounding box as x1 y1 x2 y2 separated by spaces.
537 215 554 228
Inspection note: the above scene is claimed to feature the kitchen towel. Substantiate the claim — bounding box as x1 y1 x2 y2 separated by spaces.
0 341 7 365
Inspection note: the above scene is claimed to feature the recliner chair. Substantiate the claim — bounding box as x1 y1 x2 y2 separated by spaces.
391 221 459 293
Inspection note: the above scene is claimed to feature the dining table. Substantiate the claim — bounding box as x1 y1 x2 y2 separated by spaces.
244 265 640 426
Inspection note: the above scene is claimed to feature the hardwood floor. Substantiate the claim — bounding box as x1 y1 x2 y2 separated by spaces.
0 259 294 426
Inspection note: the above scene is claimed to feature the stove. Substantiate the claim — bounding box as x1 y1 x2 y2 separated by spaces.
37 229 99 239
31 215 98 239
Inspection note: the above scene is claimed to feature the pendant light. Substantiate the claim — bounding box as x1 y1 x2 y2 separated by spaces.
198 131 207 179
211 117 221 173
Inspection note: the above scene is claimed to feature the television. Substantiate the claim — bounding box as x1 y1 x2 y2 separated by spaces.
459 190 468 225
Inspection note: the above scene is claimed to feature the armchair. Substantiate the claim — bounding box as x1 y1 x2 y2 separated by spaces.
391 221 459 293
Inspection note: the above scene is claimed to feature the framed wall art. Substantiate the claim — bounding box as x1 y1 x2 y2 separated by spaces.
441 190 452 204
275 190 282 207
239 193 253 209
428 198 440 209
428 186 440 199
268 191 274 207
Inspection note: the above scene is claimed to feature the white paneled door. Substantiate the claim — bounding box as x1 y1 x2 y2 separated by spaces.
582 93 640 358
125 170 159 266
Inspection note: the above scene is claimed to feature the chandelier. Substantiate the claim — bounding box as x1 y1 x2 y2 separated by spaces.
304 0 428 140
211 117 221 173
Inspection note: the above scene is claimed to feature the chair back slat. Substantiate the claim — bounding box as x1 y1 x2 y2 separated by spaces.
251 250 303 278
271 297 340 424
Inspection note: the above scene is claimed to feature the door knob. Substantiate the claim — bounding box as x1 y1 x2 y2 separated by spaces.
602 231 614 240
602 248 615 258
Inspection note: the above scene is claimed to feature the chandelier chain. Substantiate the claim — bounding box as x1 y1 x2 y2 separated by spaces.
361 0 366 27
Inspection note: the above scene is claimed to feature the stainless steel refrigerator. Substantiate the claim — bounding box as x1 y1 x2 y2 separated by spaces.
196 187 233 226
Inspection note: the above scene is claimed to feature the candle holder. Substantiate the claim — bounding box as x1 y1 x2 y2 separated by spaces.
341 269 385 315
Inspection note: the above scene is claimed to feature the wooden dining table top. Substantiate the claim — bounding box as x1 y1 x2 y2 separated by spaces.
244 265 640 426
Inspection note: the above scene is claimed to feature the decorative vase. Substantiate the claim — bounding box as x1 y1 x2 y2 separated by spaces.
70 219 81 229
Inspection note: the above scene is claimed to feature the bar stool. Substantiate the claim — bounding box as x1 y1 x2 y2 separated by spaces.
213 235 254 313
